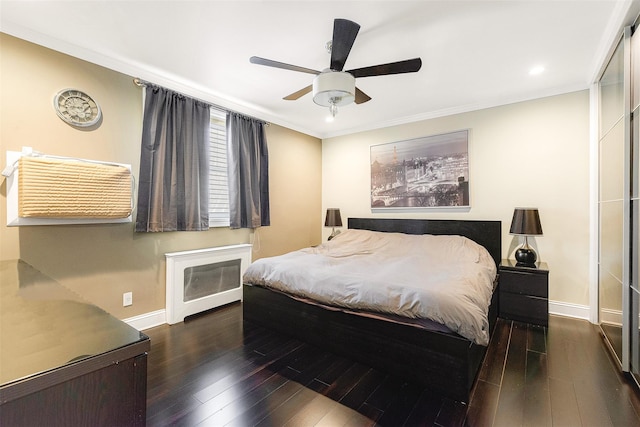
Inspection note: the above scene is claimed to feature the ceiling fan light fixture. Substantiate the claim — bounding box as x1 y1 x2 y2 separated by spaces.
312 71 355 108
251 19 422 117
329 102 338 117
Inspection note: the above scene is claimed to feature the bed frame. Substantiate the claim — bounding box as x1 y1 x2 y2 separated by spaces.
243 218 501 402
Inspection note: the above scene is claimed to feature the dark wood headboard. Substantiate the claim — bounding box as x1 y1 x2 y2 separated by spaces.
348 218 502 267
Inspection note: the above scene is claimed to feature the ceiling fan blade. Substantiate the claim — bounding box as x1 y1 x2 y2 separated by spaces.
347 58 422 78
354 87 372 104
250 56 320 75
330 19 360 71
283 85 312 100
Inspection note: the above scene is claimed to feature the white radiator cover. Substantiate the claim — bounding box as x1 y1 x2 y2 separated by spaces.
165 244 252 324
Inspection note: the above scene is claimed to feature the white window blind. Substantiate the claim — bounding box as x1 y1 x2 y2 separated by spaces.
209 109 230 227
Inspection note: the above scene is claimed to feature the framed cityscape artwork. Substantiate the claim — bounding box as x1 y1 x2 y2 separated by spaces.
370 129 469 209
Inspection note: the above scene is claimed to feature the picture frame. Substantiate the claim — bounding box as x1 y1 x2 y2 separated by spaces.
370 129 469 209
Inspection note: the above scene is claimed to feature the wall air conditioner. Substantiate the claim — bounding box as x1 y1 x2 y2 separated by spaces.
3 149 133 226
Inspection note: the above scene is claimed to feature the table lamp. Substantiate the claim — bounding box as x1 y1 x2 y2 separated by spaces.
509 208 543 266
324 208 342 240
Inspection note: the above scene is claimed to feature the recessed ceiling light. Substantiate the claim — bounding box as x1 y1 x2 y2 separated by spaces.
529 66 545 76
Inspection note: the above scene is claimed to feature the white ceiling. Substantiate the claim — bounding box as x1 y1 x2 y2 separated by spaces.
1 1 639 139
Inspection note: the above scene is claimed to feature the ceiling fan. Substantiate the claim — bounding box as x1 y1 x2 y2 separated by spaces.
250 18 422 118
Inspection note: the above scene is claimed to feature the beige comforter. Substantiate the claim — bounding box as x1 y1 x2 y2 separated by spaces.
243 229 497 345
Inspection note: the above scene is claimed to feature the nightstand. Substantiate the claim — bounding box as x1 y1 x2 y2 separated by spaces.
499 259 549 326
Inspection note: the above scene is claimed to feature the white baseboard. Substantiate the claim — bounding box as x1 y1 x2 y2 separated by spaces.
549 300 591 321
122 300 594 331
600 308 623 326
123 309 167 331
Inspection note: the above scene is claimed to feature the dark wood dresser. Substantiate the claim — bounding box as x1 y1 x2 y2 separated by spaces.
0 260 150 426
498 259 549 326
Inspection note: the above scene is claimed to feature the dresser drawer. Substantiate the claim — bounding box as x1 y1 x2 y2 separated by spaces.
499 292 548 326
500 269 548 298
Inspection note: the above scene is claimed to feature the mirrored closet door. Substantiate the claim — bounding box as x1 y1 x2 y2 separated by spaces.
598 34 626 366
598 20 639 380
630 22 640 384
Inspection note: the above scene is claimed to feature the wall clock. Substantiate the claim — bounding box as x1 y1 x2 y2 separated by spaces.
53 89 102 127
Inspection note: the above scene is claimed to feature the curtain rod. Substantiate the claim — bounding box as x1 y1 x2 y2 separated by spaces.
133 77 269 126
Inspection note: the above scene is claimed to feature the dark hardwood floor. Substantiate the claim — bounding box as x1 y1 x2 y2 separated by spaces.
145 302 640 426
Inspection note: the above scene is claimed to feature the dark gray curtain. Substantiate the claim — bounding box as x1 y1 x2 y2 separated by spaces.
135 85 210 232
226 113 270 229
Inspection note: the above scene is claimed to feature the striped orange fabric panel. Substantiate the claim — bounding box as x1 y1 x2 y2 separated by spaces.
18 157 132 219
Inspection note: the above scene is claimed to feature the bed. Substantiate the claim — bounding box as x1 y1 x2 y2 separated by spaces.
242 218 501 402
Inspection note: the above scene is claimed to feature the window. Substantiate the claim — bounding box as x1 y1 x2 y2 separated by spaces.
209 109 230 227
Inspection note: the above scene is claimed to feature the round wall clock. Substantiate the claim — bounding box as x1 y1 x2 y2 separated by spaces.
53 89 102 127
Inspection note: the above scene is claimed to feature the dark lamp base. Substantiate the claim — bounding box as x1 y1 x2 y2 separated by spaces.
515 247 537 266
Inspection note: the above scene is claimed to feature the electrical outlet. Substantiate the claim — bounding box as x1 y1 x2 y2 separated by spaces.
123 291 133 307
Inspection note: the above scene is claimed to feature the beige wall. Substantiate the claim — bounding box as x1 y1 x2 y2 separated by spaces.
252 124 322 260
0 32 591 315
0 34 322 319
322 91 591 306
